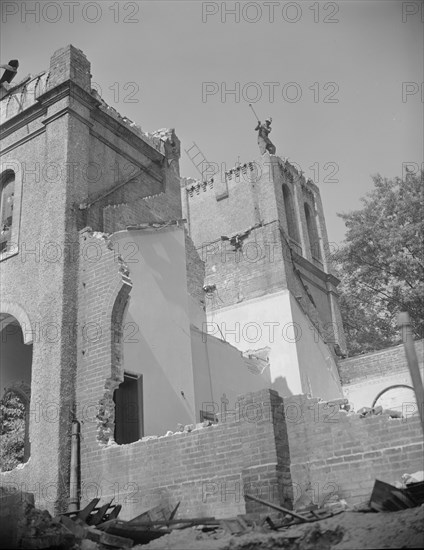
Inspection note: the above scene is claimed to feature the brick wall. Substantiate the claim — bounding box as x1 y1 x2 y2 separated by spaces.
76 383 423 518
77 388 292 520
76 228 132 451
202 221 287 310
338 340 424 384
283 394 424 507
48 45 91 92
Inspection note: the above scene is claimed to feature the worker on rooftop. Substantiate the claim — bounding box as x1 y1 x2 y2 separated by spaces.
255 117 276 155
0 60 19 91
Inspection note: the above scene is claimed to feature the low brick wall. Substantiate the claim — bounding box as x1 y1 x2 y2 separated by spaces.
79 389 293 520
338 340 424 384
283 394 424 507
78 388 424 518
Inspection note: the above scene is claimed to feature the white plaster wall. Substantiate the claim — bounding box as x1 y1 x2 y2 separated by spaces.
290 295 343 400
187 294 207 331
190 326 271 419
112 227 196 436
206 291 302 396
343 367 423 412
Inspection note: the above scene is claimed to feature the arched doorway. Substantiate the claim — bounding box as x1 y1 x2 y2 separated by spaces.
0 318 33 471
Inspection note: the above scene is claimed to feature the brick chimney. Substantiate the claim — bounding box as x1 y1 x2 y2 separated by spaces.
48 45 91 92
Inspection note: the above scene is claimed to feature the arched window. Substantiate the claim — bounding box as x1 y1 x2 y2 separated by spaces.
0 171 15 254
282 184 300 242
304 203 322 261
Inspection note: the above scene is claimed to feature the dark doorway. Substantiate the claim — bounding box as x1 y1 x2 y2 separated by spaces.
113 373 143 444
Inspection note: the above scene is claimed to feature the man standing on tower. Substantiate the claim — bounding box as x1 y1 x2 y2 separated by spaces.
255 117 276 155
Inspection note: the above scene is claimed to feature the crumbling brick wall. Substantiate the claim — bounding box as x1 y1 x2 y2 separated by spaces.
283 393 424 507
76 388 293 520
76 352 423 519
76 228 132 450
201 222 287 310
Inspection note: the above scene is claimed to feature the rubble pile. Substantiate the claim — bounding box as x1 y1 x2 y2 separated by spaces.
2 479 423 549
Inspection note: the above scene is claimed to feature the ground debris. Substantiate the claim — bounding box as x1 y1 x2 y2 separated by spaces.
138 507 424 550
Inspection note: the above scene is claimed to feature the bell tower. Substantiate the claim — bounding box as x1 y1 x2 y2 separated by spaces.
182 150 346 400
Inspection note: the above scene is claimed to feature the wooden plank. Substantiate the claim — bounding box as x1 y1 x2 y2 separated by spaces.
244 494 314 523
370 480 416 512
77 498 101 522
99 531 133 548
107 504 122 521
89 501 114 526
169 501 180 521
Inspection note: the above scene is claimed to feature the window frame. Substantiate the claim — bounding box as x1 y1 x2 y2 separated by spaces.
0 168 21 262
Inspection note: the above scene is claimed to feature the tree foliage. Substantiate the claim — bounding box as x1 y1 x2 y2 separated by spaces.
333 171 424 356
0 390 26 472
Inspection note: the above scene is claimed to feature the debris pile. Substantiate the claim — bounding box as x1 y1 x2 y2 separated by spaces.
3 477 424 549
369 471 424 512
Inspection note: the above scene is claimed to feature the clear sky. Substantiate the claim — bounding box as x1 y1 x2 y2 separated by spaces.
1 0 422 244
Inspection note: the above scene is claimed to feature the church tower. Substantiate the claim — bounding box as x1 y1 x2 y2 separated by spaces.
182 151 346 399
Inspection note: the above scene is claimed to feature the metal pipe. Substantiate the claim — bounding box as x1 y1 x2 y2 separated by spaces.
397 312 424 435
68 420 81 512
248 103 260 122
245 493 314 522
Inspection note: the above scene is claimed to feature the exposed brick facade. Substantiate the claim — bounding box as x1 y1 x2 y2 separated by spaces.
0 45 181 513
338 340 424 385
183 155 346 354
283 393 424 506
75 384 423 519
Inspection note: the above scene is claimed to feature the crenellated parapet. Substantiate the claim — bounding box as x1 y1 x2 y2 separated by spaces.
182 161 264 200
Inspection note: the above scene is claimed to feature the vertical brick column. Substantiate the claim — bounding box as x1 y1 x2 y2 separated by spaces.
48 45 91 91
237 389 293 515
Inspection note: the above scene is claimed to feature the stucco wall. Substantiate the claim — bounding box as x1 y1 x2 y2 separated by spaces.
190 326 271 420
205 291 303 396
113 226 197 436
204 290 343 400
290 295 343 401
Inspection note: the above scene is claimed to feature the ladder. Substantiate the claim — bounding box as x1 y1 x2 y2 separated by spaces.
184 141 216 179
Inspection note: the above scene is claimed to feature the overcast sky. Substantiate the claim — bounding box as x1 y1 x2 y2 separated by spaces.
1 0 422 244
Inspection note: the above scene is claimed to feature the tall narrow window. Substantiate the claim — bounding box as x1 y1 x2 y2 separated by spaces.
0 172 15 254
282 184 300 242
304 203 322 261
113 373 143 444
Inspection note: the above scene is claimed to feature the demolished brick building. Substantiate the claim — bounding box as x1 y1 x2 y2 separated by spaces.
0 46 422 520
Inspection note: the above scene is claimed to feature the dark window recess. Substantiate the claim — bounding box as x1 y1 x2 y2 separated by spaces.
200 410 218 423
113 373 143 444
0 173 15 254
304 202 322 261
282 184 300 243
